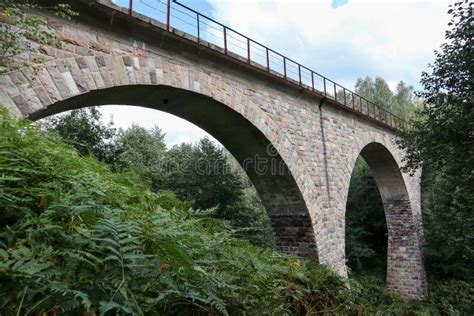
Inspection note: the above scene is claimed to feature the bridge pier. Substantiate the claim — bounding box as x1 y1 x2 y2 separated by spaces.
385 200 427 299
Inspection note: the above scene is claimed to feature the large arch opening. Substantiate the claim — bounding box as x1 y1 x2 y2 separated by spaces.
345 142 427 298
29 84 318 258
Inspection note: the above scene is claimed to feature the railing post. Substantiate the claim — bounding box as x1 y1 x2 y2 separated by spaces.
197 14 200 45
323 78 327 97
311 71 315 92
333 83 336 100
129 0 133 15
166 0 171 31
247 38 250 63
266 48 270 72
343 88 347 106
352 92 355 109
224 26 227 54
298 64 302 86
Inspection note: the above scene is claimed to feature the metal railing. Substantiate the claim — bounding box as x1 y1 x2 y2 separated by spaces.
122 0 407 130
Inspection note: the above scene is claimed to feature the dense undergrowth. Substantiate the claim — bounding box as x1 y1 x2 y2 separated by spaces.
0 111 472 315
0 111 351 314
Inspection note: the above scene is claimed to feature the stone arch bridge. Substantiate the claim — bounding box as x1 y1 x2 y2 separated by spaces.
0 0 427 299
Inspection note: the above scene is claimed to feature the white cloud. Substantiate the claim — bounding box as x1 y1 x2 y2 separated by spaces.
207 0 451 91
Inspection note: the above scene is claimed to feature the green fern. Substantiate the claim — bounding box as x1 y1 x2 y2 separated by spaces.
4 109 456 315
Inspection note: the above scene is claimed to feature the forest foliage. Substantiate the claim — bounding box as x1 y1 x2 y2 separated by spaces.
398 0 473 280
40 111 275 249
1 109 355 314
2 109 473 315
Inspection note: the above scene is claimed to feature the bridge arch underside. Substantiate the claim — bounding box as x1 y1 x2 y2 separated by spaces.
29 84 318 257
352 142 427 299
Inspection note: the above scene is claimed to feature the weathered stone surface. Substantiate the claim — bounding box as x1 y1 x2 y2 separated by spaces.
90 41 111 54
39 68 62 103
0 0 427 300
0 90 22 118
57 31 90 47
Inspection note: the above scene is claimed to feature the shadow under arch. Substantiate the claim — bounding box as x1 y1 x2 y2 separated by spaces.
346 141 427 299
345 155 387 277
29 84 318 257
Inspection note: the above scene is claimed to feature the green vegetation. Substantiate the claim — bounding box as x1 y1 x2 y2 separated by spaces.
2 108 472 314
354 77 419 121
398 0 473 281
41 109 274 249
1 110 353 314
40 107 117 164
345 1 473 313
345 158 386 277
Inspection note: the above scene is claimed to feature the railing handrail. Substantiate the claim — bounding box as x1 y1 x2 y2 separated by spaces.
124 0 407 131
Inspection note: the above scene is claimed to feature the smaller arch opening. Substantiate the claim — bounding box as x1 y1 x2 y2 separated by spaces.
345 156 388 279
345 142 427 299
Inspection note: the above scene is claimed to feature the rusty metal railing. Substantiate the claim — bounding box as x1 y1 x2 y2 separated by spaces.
122 0 407 130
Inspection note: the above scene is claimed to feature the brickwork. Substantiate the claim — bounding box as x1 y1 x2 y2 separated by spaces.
385 200 427 298
271 214 318 258
0 0 427 299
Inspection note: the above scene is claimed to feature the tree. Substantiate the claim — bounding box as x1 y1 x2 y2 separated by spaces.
40 107 117 163
112 124 167 186
355 76 418 121
355 76 394 110
393 81 418 120
398 0 473 279
372 77 393 110
40 111 274 247
221 150 275 248
159 137 244 211
158 138 275 248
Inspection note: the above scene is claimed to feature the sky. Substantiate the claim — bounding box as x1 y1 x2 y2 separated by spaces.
101 0 451 147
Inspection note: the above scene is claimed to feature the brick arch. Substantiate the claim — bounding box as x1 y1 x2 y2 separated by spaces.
344 138 427 299
0 55 328 260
